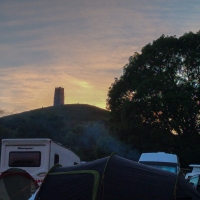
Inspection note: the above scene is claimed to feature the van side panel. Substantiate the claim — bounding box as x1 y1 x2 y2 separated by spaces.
49 142 80 168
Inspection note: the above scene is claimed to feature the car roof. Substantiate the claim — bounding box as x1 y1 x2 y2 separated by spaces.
139 152 178 163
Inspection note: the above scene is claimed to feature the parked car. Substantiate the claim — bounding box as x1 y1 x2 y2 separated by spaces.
185 164 200 179
138 152 180 173
188 174 200 193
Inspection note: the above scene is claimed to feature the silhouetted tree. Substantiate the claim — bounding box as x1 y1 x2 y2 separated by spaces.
107 31 200 164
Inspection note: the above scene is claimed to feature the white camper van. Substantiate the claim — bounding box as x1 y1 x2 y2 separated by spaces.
0 138 81 184
138 152 180 173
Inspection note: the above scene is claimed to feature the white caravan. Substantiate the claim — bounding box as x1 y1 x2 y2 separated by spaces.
139 152 180 174
0 138 81 184
185 164 200 179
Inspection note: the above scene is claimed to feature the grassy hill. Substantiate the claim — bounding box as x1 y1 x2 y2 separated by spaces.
0 104 110 135
0 104 109 122
0 104 140 161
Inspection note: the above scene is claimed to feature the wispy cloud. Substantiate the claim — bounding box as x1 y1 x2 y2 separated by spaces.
0 65 109 113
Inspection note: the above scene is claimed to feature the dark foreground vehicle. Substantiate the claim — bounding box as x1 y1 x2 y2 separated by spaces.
35 154 200 200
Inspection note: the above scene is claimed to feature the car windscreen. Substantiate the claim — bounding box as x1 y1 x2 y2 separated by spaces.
139 161 178 173
9 151 41 167
150 165 177 173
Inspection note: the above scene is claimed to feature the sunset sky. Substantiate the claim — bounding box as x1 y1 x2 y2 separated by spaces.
0 0 200 116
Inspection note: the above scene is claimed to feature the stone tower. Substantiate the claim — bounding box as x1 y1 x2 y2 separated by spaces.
54 87 64 106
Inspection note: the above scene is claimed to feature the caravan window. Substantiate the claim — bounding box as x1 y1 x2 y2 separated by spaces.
9 151 41 167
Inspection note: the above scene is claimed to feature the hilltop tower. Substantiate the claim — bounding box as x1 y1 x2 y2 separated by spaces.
54 87 64 106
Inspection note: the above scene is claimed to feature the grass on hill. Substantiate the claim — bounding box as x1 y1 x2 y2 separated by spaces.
0 104 110 123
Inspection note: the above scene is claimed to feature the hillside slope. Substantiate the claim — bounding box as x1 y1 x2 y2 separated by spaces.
0 104 109 123
0 104 140 161
0 104 114 160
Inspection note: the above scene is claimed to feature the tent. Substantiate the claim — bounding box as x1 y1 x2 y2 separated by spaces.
0 168 39 200
35 154 200 200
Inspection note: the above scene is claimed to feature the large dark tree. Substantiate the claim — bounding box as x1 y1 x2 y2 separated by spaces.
107 31 200 164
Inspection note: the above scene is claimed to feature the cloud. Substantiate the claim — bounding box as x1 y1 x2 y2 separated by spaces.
0 109 14 117
1 0 198 69
0 64 110 113
0 109 7 117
